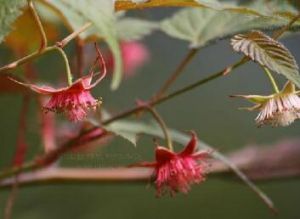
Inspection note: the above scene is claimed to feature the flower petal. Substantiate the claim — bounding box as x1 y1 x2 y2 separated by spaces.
179 131 197 157
155 146 175 164
281 81 296 94
8 76 60 94
230 94 273 104
86 43 107 89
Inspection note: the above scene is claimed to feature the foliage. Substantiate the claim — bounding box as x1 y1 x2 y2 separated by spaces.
160 7 300 48
0 0 26 43
231 31 300 87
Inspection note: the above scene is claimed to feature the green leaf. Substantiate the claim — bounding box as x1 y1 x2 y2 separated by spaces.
197 0 298 15
0 0 26 43
195 0 236 10
160 7 300 48
105 121 139 146
116 17 158 41
242 0 298 15
231 30 300 88
48 0 123 90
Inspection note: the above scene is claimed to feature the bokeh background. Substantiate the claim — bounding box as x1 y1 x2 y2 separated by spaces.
0 7 300 219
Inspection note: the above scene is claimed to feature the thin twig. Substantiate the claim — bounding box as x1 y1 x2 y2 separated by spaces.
54 47 73 85
102 57 247 126
261 67 280 93
0 21 90 74
0 47 55 73
141 105 174 151
28 0 48 52
56 22 92 48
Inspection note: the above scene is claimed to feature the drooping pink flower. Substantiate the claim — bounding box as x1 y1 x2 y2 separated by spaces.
106 41 149 77
9 46 106 122
138 132 209 196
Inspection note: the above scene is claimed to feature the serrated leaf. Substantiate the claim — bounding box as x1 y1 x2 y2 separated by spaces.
116 18 158 41
48 0 123 90
0 0 26 43
231 30 300 88
160 7 300 48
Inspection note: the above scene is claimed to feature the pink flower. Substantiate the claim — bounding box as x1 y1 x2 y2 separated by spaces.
10 47 106 122
106 41 149 77
139 132 209 196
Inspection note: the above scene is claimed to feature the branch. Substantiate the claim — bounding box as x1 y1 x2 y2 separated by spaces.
28 0 48 52
0 128 109 180
0 22 91 74
1 138 300 188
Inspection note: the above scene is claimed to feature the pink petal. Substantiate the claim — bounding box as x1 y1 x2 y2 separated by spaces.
9 76 67 94
179 132 197 157
86 43 107 89
155 146 175 164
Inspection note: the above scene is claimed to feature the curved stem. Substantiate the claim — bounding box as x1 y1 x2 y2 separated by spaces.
0 21 91 74
102 57 247 125
56 22 92 48
153 48 199 100
261 67 280 93
54 47 73 85
143 106 173 151
0 47 55 73
28 0 47 52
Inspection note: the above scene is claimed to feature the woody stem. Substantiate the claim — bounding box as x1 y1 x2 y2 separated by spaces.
262 67 280 93
54 47 73 85
143 106 174 151
28 0 47 52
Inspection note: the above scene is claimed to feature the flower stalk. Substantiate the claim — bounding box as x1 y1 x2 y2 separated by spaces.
28 0 48 52
142 105 174 151
262 67 280 93
54 47 73 85
56 22 92 48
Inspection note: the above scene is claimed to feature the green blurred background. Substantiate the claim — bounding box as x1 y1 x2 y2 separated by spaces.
0 8 300 219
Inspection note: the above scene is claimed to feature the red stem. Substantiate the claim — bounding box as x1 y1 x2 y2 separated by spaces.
13 96 30 167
